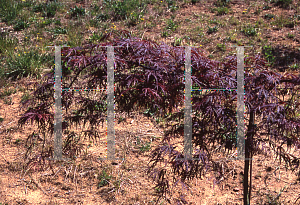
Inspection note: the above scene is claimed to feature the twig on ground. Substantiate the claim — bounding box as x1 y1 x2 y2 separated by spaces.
29 175 48 196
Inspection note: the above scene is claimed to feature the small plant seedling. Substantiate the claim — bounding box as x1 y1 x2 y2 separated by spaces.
97 169 112 187
242 25 257 36
14 138 21 144
53 27 67 35
264 13 275 20
191 0 201 4
273 0 293 9
173 37 183 46
118 116 126 124
13 20 29 31
139 142 151 152
0 88 16 98
54 19 61 25
262 45 275 65
69 6 85 18
214 0 231 7
20 92 30 103
215 7 229 15
165 18 178 31
207 25 218 34
3 97 12 105
96 13 109 22
286 33 294 39
263 5 271 10
161 30 169 37
217 43 226 51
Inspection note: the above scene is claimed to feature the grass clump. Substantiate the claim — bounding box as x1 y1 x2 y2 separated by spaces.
207 25 218 34
272 0 293 9
262 45 275 66
264 13 275 20
215 7 229 15
97 168 112 188
0 88 17 99
0 0 24 24
103 0 147 21
166 0 179 12
3 50 52 81
32 2 59 18
165 18 178 31
13 20 29 31
241 24 257 36
214 0 230 7
69 5 85 18
217 43 226 51
271 15 295 29
0 33 18 54
53 27 67 35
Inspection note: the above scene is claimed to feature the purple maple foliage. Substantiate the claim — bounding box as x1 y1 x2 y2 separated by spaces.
18 30 300 204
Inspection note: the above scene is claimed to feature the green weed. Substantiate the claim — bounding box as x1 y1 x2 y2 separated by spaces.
3 97 12 105
217 43 226 51
89 33 104 43
286 33 294 39
13 20 29 31
229 16 238 25
66 22 84 47
103 0 146 21
0 88 17 99
139 142 151 152
166 0 179 12
97 168 112 187
241 25 257 36
214 0 231 7
264 13 275 20
33 2 59 18
127 11 144 27
262 45 275 66
294 14 300 21
54 19 61 25
14 138 21 144
289 63 299 70
161 30 170 37
0 0 23 24
0 33 18 54
263 5 272 10
3 50 52 80
191 0 201 4
165 18 178 31
271 15 295 29
173 37 183 46
207 25 218 34
96 13 110 22
53 27 67 35
32 3 44 13
38 19 52 28
272 0 292 9
69 5 85 18
20 92 30 103
89 12 110 27
254 8 261 15
215 7 229 15
209 18 220 25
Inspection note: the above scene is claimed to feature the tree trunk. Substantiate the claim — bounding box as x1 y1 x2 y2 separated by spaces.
244 109 255 205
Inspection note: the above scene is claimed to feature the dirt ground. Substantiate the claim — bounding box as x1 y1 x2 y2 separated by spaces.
1 0 300 204
0 74 300 205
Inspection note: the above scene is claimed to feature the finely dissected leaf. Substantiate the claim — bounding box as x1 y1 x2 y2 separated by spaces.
17 30 300 203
